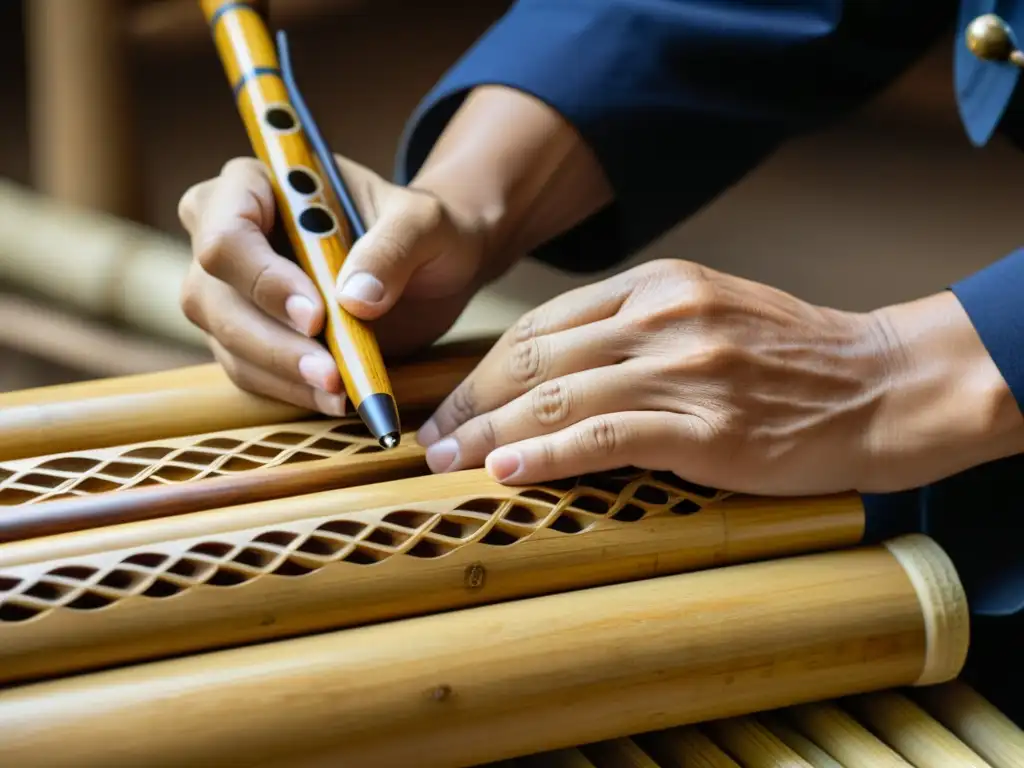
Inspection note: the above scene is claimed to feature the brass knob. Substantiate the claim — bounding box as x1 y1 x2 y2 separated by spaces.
966 13 1023 65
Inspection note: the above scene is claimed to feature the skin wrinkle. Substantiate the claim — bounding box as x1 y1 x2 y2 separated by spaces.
177 81 1024 498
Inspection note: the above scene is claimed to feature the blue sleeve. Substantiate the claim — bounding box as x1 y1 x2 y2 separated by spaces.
952 247 1024 409
861 249 1024 621
394 0 953 273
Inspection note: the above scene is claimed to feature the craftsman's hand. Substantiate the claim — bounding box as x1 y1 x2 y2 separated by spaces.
177 156 497 415
416 259 1024 495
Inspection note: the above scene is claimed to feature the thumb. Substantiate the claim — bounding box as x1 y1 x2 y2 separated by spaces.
334 191 446 320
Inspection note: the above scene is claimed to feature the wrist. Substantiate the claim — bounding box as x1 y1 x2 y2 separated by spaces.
861 290 1024 490
408 85 612 283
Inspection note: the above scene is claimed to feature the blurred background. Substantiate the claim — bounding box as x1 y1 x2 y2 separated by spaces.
1 1 1021 393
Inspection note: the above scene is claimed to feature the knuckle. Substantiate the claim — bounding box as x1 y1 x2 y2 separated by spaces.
179 268 206 329
180 286 204 328
681 280 719 314
506 338 546 388
575 417 621 457
510 311 538 345
366 227 414 272
248 260 277 303
441 383 478 431
215 317 249 353
531 379 572 426
410 191 445 232
220 156 262 178
194 231 233 276
474 414 499 450
690 341 741 374
177 182 207 228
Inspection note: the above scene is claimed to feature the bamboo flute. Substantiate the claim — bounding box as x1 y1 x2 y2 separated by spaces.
0 337 491 461
0 440 427 541
0 469 871 684
0 535 968 768
0 413 432 539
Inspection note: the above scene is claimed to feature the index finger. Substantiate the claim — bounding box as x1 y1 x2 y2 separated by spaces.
192 158 325 336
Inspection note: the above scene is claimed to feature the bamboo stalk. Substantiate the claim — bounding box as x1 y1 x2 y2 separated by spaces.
0 535 968 768
0 179 192 344
0 470 867 684
912 681 1024 768
844 691 992 767
0 337 491 461
0 293 208 377
0 438 428 542
26 1 141 219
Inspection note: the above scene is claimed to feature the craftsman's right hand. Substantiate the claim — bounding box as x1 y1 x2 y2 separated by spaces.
177 156 497 415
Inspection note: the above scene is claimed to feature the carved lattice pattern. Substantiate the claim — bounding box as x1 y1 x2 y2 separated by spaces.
0 418 380 506
0 469 725 623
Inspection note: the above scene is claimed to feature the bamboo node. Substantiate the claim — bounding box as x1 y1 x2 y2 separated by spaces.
882 533 970 686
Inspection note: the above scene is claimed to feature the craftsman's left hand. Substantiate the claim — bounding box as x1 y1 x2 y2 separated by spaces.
416 259 899 496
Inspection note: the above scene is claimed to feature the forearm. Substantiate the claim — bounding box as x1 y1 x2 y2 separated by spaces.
409 85 613 279
865 291 1024 490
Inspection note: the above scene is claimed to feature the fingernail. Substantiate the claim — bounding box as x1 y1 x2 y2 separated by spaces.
338 272 384 304
425 437 459 473
298 354 336 391
286 295 316 335
416 419 440 447
487 448 521 482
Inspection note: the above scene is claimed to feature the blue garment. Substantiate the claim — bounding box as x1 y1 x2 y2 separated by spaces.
394 0 1024 712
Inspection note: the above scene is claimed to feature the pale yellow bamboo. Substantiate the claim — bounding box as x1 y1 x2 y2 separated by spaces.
26 2 140 218
913 681 1024 768
844 691 992 767
636 728 740 768
0 339 491 461
703 718 813 767
757 714 843 768
0 474 863 684
786 701 912 767
0 535 968 768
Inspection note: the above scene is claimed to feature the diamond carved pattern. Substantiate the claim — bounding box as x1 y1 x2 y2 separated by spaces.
0 468 725 623
0 418 380 506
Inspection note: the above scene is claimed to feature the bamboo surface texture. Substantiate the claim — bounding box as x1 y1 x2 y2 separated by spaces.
202 0 396 422
465 681 1019 768
0 180 188 341
0 337 489 461
0 414 430 540
0 534 968 767
0 467 870 684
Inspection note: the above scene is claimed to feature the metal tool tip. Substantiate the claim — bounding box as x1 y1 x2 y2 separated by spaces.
967 13 1017 62
379 433 401 450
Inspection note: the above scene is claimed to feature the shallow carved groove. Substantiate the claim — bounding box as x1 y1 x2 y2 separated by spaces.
0 417 382 506
0 468 727 623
